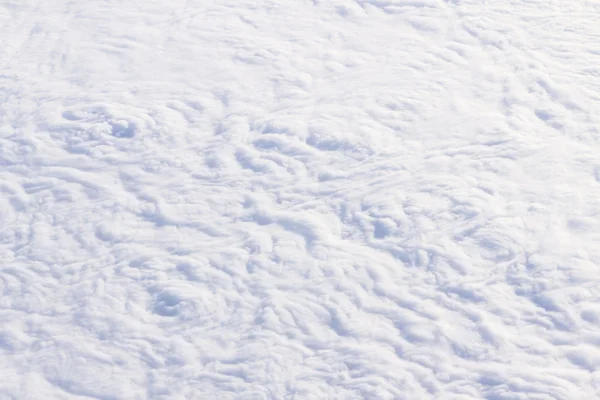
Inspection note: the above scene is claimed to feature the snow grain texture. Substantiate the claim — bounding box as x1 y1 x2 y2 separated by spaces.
2 0 600 398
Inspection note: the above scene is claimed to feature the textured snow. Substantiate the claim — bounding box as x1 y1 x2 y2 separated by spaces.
2 0 600 398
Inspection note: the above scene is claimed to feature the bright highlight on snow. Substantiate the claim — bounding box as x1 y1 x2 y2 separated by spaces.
2 0 600 398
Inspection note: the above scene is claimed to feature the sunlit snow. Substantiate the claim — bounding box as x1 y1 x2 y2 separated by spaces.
2 0 600 398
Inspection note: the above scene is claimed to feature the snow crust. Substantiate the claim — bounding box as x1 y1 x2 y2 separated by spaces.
2 0 600 398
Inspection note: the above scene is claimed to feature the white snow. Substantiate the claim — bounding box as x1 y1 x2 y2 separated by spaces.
2 0 600 398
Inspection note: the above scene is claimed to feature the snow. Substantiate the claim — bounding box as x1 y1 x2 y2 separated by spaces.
2 0 600 398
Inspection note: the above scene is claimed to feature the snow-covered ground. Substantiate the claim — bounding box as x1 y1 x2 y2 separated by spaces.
2 0 600 398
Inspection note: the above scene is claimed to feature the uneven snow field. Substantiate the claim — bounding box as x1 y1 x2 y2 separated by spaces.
2 0 600 398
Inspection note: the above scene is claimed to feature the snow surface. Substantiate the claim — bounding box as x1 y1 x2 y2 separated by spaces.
2 0 600 398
